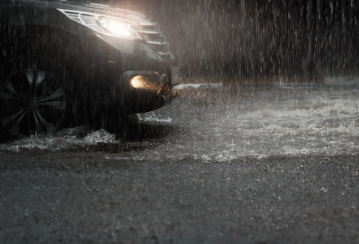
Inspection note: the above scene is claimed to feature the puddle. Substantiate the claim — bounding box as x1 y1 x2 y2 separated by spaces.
1 84 358 162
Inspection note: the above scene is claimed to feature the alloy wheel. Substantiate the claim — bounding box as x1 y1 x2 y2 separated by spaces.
0 69 66 136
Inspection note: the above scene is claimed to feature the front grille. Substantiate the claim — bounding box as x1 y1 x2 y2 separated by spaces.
134 22 172 61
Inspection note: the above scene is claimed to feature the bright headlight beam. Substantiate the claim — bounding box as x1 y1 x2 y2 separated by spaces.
57 9 142 40
100 19 132 37
131 76 145 88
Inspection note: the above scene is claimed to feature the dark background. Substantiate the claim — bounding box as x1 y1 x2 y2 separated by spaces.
94 0 359 82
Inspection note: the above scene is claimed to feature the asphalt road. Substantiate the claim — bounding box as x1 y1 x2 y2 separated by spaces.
1 84 359 243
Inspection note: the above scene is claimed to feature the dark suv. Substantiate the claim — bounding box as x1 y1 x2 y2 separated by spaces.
0 0 176 140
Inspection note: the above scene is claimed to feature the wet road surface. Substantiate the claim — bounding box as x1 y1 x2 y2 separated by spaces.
2 83 359 159
1 83 359 243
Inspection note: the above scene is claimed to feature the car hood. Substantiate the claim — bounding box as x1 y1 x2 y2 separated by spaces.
15 0 151 24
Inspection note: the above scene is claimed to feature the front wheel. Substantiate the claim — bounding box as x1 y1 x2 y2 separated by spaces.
0 56 79 141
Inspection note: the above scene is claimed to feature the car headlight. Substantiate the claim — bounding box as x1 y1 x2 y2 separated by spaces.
129 74 164 91
131 75 146 88
57 9 142 40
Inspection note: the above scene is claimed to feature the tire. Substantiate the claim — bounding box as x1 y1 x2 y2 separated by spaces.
0 55 82 142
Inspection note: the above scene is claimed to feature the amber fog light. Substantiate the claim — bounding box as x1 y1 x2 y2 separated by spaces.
131 75 145 88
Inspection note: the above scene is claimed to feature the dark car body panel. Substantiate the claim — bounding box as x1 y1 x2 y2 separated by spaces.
0 0 174 115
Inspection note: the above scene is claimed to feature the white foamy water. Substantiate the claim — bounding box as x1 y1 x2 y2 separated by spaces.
139 87 359 162
1 86 359 162
174 83 222 90
137 112 172 123
0 128 118 153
